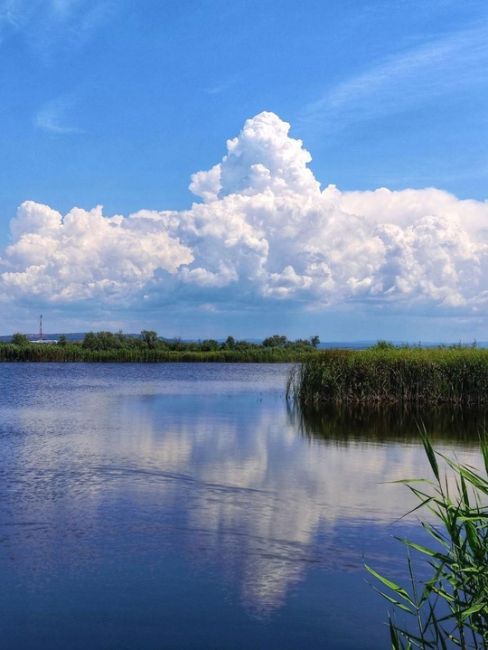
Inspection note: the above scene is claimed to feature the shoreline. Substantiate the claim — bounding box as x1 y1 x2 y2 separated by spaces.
0 346 315 363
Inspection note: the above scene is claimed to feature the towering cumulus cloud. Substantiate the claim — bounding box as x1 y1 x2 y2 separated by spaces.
1 111 487 312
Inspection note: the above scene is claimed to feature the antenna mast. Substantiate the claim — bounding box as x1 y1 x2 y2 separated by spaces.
39 314 43 341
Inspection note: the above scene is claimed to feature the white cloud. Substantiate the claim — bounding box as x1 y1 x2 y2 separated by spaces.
1 202 193 302
2 111 488 313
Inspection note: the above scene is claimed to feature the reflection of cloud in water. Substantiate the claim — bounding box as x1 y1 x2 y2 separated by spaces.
3 370 484 614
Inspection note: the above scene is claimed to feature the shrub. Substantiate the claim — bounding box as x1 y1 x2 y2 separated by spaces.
11 333 29 346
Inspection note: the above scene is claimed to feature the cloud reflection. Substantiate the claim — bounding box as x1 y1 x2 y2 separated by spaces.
1 365 483 613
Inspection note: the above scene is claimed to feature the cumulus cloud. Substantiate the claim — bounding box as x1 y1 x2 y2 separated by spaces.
1 111 488 313
1 202 193 302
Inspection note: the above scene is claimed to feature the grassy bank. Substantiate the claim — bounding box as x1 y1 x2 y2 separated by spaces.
290 346 488 406
0 343 316 363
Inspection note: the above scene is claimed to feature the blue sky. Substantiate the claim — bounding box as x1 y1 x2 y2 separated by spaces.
1 0 488 340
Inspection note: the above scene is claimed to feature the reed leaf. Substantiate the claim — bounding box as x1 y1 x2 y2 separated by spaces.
367 437 488 648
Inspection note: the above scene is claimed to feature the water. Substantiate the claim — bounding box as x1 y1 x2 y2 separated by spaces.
0 363 483 649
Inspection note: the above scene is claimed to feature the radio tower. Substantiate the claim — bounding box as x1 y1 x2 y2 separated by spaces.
39 314 43 341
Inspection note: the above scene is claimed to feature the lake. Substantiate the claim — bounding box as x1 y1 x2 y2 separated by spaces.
0 363 483 649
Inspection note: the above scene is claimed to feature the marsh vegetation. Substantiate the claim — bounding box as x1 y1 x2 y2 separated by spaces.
0 331 320 362
290 345 488 406
368 434 488 648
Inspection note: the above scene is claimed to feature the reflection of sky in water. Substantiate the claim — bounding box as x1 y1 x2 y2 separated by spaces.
0 363 483 649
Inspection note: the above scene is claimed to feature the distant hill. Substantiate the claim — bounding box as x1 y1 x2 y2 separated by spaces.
0 333 86 343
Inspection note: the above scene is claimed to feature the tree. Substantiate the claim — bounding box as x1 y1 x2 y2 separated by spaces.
141 330 158 349
262 334 288 348
82 331 124 350
223 336 236 350
201 339 219 351
57 334 68 346
310 335 320 349
12 333 29 346
82 332 97 350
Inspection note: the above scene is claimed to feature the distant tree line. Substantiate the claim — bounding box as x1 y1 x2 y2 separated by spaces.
0 331 321 363
78 331 320 352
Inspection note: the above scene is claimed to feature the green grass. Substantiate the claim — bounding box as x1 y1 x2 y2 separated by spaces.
289 346 488 406
367 433 488 648
0 343 316 363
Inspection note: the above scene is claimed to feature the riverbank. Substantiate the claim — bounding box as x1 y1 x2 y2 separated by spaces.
0 344 317 363
290 346 488 406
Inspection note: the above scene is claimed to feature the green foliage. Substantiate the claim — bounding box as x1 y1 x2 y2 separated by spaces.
372 339 396 350
200 339 219 351
223 335 236 350
57 334 67 346
11 332 29 346
263 334 289 348
140 330 158 348
292 347 488 406
367 435 488 648
82 331 127 350
262 334 316 350
0 330 323 363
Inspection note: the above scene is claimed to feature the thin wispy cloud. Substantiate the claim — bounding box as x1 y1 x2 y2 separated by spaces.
50 0 82 15
301 24 488 133
0 0 20 25
0 0 32 40
205 75 239 96
0 0 112 54
34 96 82 134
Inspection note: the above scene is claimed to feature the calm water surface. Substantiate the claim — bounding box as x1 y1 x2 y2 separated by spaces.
0 363 483 649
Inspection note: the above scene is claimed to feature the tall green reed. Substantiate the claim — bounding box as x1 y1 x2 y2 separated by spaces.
0 343 317 363
292 348 488 406
367 431 488 648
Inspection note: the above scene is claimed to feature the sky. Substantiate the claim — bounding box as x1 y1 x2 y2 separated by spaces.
0 0 488 340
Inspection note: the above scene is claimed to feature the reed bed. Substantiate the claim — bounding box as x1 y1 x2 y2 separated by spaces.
0 343 315 363
290 347 488 406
